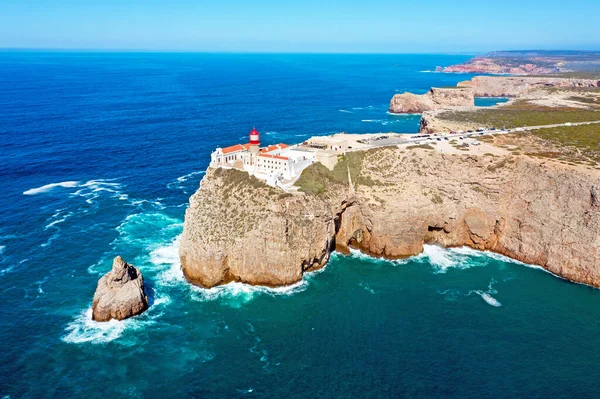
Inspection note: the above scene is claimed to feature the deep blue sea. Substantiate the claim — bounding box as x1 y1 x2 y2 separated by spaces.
1 52 599 398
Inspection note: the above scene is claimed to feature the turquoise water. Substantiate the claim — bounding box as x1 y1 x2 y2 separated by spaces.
475 97 510 107
1 52 599 398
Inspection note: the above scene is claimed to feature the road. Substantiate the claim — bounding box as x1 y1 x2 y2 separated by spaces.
355 119 600 149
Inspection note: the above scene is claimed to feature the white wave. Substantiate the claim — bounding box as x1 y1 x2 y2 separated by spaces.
167 170 206 191
0 258 27 277
421 245 461 272
475 291 502 307
152 235 186 287
386 111 421 116
62 308 129 344
36 276 48 295
40 231 59 248
359 282 376 294
351 105 375 110
264 131 278 136
0 245 4 255
128 199 166 209
190 279 307 307
0 265 15 276
338 109 353 113
175 170 205 183
62 296 169 345
44 210 74 230
415 245 486 273
23 181 79 195
361 119 379 123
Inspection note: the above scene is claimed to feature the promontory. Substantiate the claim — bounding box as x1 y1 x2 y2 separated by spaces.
180 83 600 289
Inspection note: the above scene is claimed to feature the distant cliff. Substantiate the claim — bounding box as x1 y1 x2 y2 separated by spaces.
180 149 600 289
459 76 600 97
389 87 474 114
437 51 600 75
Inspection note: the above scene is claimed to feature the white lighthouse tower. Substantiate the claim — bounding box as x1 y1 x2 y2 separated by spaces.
249 127 260 166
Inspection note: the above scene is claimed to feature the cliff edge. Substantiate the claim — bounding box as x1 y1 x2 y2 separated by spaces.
180 149 600 288
389 87 474 114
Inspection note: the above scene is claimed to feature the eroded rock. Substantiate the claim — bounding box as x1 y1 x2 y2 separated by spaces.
389 87 474 114
92 256 148 322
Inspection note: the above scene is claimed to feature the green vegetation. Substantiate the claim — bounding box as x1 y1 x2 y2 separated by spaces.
487 158 512 172
294 151 376 195
430 194 444 204
438 106 600 129
407 144 435 150
528 123 600 163
568 96 600 105
215 167 271 190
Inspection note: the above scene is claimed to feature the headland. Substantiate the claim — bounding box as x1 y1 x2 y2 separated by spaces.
436 50 600 75
180 73 600 290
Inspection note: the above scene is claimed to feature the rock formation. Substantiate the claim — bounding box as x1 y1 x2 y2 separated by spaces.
92 256 148 322
458 76 600 98
389 87 474 114
180 149 600 289
438 57 561 75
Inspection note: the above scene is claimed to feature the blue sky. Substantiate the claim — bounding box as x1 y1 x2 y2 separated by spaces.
1 0 598 52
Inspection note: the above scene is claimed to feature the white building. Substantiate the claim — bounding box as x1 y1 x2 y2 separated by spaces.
210 128 317 184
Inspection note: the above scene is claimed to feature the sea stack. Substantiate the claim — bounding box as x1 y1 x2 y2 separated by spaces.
91 256 148 322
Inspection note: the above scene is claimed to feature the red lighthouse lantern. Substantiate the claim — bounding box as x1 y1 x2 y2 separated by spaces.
249 127 260 145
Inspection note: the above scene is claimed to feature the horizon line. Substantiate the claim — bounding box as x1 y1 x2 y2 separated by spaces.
2 47 599 55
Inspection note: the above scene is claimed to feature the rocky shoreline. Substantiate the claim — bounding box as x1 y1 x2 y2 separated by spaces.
389 75 600 116
436 51 600 75
179 148 600 289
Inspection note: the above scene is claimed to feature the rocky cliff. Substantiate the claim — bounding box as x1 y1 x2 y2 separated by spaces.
389 87 474 114
438 57 561 75
459 76 600 97
180 149 600 289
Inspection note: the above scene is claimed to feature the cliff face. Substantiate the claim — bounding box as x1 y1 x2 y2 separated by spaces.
389 87 474 114
179 168 342 287
180 149 600 289
439 57 561 75
458 76 600 97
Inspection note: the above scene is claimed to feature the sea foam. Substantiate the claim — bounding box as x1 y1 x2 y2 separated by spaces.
62 308 130 344
23 181 79 195
190 279 308 307
476 291 502 307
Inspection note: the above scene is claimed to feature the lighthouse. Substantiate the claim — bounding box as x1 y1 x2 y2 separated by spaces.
249 127 260 166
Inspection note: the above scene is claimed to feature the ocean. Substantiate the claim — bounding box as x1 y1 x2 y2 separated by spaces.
0 52 598 398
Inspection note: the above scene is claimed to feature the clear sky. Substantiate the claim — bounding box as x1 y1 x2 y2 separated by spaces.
1 0 598 53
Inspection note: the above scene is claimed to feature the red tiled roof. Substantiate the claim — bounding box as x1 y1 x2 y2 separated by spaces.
260 143 289 153
222 143 251 154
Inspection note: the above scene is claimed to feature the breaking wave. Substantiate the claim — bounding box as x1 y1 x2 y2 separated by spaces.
190 279 308 307
167 170 206 191
44 209 74 230
476 291 502 307
417 245 485 273
23 181 79 195
61 307 161 345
